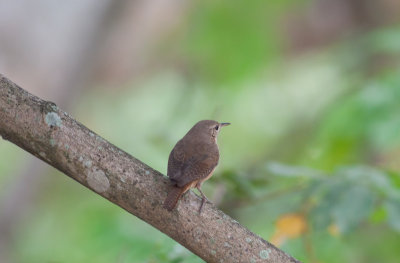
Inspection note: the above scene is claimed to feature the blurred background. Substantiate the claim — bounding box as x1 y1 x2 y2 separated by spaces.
1 0 400 262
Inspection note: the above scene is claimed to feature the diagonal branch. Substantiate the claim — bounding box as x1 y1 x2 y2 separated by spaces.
0 74 301 263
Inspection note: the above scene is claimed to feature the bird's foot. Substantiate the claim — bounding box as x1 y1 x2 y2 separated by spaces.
198 196 211 214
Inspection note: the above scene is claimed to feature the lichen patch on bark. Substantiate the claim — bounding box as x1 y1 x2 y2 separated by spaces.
87 167 110 193
45 112 62 128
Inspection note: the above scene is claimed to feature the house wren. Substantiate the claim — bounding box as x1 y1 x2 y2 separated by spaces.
163 120 230 213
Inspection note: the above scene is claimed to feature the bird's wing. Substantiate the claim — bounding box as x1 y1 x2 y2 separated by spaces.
168 139 220 187
174 142 219 187
167 139 186 181
175 154 218 187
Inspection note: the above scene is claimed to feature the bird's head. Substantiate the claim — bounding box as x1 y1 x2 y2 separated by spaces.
187 120 230 141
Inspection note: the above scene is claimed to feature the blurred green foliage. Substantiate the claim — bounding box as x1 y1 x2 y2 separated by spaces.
181 0 295 85
1 1 400 263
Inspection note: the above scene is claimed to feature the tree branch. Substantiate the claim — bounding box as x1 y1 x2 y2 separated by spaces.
0 74 301 263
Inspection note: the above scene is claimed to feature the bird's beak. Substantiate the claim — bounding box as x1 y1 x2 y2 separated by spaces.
220 122 231 127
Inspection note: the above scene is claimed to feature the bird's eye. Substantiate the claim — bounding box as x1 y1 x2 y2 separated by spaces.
215 125 219 130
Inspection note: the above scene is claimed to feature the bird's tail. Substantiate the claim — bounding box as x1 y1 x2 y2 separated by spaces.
163 186 186 211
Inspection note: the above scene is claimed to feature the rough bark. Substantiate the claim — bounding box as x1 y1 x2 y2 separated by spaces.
0 74 301 263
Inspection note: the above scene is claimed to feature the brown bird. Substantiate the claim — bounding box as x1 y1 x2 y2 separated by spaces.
163 120 230 213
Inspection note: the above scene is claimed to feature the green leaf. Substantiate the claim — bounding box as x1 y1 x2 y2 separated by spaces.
369 206 387 223
310 198 333 230
338 166 396 196
332 185 374 232
310 181 349 230
384 199 400 232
